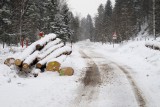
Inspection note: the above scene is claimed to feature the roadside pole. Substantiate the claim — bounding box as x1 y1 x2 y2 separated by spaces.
113 39 114 48
112 32 117 48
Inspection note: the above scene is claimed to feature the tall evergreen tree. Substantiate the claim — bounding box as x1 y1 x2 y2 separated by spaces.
80 18 87 40
103 0 113 43
95 4 104 42
86 14 94 41
50 3 72 42
0 0 12 47
79 14 94 41
155 0 160 37
70 15 80 42
113 0 136 41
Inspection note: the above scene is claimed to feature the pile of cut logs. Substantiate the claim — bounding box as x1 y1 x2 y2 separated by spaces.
4 33 74 76
145 41 160 51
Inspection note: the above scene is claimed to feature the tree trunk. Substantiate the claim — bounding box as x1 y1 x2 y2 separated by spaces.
3 41 5 48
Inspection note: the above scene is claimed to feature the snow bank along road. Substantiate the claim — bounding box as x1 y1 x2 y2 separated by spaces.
72 47 147 107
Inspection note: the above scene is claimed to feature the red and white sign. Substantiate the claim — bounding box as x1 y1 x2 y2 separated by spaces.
39 32 44 37
112 32 117 39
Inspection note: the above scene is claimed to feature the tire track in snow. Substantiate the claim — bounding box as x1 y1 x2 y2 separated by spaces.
88 50 147 107
71 51 101 107
116 65 147 107
80 48 147 107
72 48 147 107
80 51 102 87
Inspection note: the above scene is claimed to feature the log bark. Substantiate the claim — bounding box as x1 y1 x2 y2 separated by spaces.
36 46 71 69
40 38 61 53
37 43 64 61
46 61 61 71
22 51 39 69
59 67 74 76
15 41 38 66
46 55 67 71
15 59 22 66
4 58 15 66
22 63 29 69
36 63 43 69
14 34 57 67
36 33 57 50
36 44 44 50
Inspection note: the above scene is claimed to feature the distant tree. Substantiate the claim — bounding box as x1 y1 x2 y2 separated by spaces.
103 0 113 43
79 18 87 40
113 0 136 41
0 0 12 47
86 14 94 41
70 14 80 42
79 14 94 41
95 4 104 42
133 0 143 32
155 0 160 37
50 3 72 42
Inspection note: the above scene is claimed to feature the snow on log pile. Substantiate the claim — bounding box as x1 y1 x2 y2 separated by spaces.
14 42 38 66
37 42 64 61
40 38 61 53
23 51 39 69
36 33 57 50
36 46 71 69
14 34 57 66
4 33 72 76
46 55 67 71
145 41 160 50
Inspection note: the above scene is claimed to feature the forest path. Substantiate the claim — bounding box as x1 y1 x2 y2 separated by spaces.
71 48 147 107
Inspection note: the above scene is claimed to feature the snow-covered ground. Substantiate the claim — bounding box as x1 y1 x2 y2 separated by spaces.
0 44 86 107
75 38 160 107
0 36 160 107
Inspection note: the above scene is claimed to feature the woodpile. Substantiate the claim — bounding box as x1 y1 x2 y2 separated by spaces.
59 67 74 76
36 46 71 69
4 58 15 66
46 55 66 71
46 61 61 71
22 51 39 69
145 41 160 51
4 33 73 76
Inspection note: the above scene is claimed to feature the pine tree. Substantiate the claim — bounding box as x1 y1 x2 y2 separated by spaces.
86 14 94 41
113 0 136 41
103 0 113 43
79 14 94 41
142 0 153 35
95 4 104 42
133 0 143 31
79 18 87 40
23 1 40 42
70 14 80 42
50 2 72 42
0 0 81 45
155 0 160 37
60 3 72 42
0 0 12 47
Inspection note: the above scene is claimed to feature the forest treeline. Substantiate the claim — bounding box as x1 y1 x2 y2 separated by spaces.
0 0 160 46
78 0 160 43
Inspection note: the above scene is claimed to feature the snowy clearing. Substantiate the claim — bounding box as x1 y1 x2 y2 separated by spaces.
0 37 160 107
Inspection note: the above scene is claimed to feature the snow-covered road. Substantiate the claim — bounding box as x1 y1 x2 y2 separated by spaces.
0 39 160 107
72 46 146 107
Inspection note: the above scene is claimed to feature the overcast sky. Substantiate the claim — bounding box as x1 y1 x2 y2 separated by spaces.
67 0 115 18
